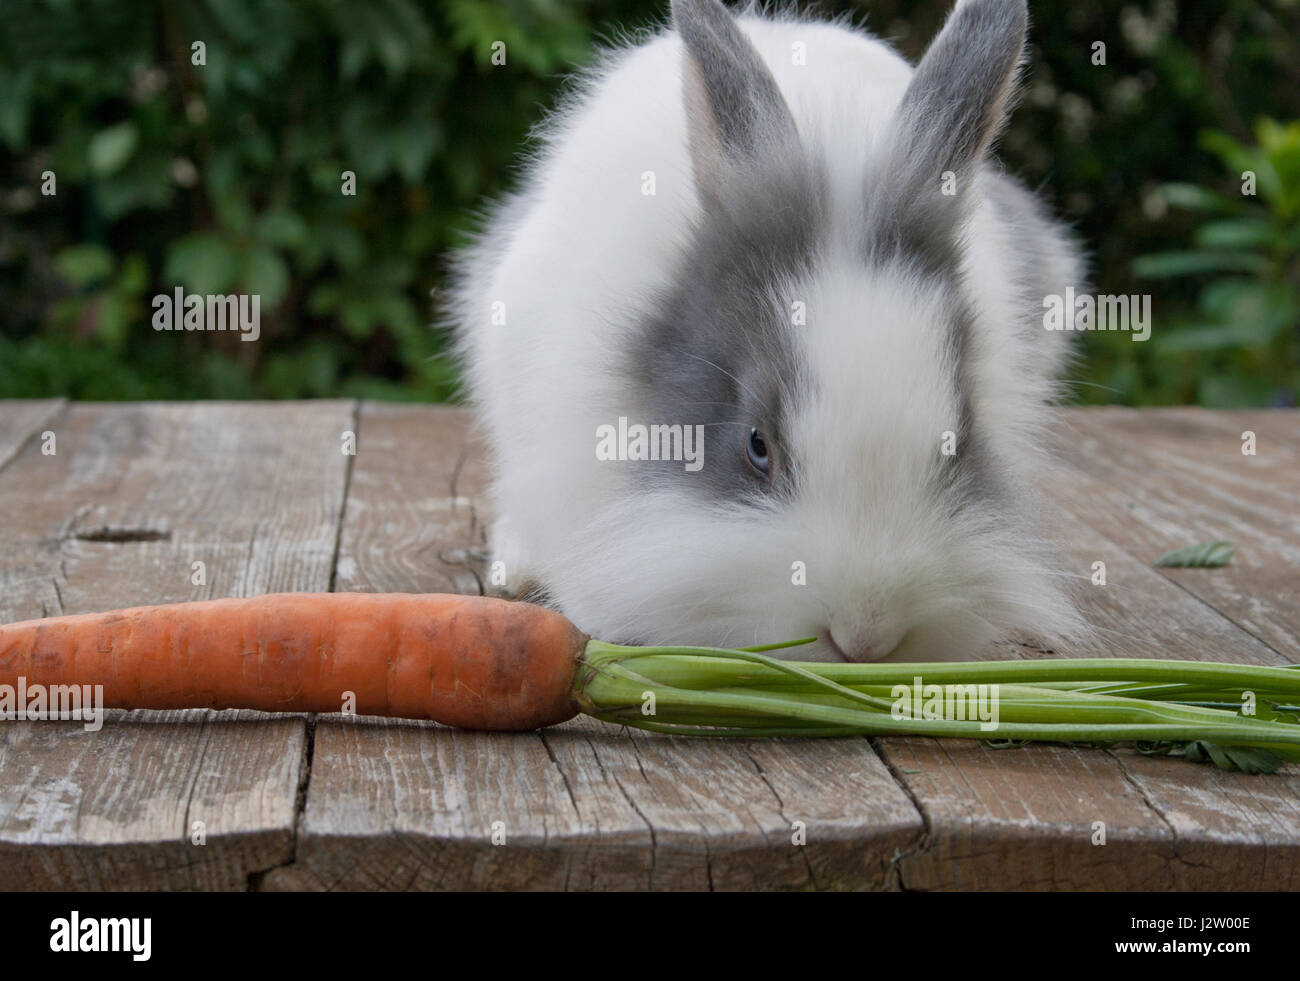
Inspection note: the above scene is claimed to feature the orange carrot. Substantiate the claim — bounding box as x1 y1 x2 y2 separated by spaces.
0 593 587 730
11 592 1300 777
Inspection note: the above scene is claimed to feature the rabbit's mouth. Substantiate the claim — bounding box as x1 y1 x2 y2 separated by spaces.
821 630 905 664
822 632 852 661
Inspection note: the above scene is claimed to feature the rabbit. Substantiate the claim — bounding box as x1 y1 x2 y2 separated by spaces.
448 0 1088 662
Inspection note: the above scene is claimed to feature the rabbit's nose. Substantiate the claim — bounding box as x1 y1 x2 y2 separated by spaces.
827 621 903 663
826 627 877 663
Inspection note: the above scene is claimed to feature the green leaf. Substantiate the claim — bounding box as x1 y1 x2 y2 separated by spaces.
1159 182 1238 213
982 739 1029 750
1154 541 1236 568
53 244 114 286
1132 251 1269 278
1199 129 1263 181
340 36 369 81
0 66 35 151
1181 740 1282 774
393 117 440 182
1199 374 1286 408
94 150 174 221
1198 279 1257 320
1156 323 1267 353
115 253 149 295
87 121 139 177
1193 217 1275 250
96 291 135 347
164 233 239 295
255 210 309 250
340 99 394 179
1203 128 1285 206
240 247 290 309
1259 120 1300 219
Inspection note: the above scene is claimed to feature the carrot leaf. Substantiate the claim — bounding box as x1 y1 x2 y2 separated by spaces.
1179 740 1282 773
1154 540 1236 567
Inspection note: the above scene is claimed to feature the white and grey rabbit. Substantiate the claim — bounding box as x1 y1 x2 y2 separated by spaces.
450 0 1087 661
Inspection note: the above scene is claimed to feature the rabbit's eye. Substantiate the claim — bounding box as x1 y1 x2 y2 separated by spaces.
746 428 771 476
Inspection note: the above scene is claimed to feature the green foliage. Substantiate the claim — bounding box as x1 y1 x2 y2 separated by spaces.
1153 540 1236 568
0 0 651 400
0 0 1296 404
1179 740 1282 774
1133 120 1300 406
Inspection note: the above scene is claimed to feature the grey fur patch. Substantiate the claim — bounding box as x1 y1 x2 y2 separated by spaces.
863 0 1027 278
894 0 1027 181
672 0 798 157
936 302 997 510
673 0 801 206
619 0 821 502
624 152 825 502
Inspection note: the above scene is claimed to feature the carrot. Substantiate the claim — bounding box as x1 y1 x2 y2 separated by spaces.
4 592 1300 774
0 593 587 730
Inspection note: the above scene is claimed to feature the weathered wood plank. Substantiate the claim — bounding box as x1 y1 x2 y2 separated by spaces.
0 710 306 890
0 400 358 619
278 403 925 890
1103 747 1300 890
1049 508 1289 665
0 399 65 473
1050 408 1300 660
262 720 596 891
1045 412 1300 887
888 738 1175 890
270 718 923 891
0 401 352 889
554 716 923 891
1105 406 1300 454
332 403 487 595
1037 412 1300 887
1062 407 1299 523
3 403 1295 891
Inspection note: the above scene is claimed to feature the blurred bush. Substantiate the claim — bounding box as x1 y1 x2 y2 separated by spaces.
1134 119 1300 405
0 0 1296 404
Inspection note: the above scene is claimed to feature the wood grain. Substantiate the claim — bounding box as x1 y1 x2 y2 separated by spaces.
1049 407 1300 660
332 403 487 595
1104 746 1300 889
0 402 352 889
0 710 305 890
886 738 1175 890
0 399 64 474
2 403 1297 891
1049 508 1289 665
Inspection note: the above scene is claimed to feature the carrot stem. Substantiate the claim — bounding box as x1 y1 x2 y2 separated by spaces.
574 641 1300 766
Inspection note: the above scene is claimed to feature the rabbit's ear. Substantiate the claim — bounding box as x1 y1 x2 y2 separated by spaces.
672 0 798 207
865 0 1027 273
894 0 1027 182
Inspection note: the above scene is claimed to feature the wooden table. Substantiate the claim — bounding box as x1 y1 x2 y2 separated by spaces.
0 400 1297 891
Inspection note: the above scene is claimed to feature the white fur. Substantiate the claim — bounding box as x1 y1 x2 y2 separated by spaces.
450 5 1085 660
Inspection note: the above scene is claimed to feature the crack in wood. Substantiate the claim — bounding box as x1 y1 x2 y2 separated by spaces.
69 527 172 543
